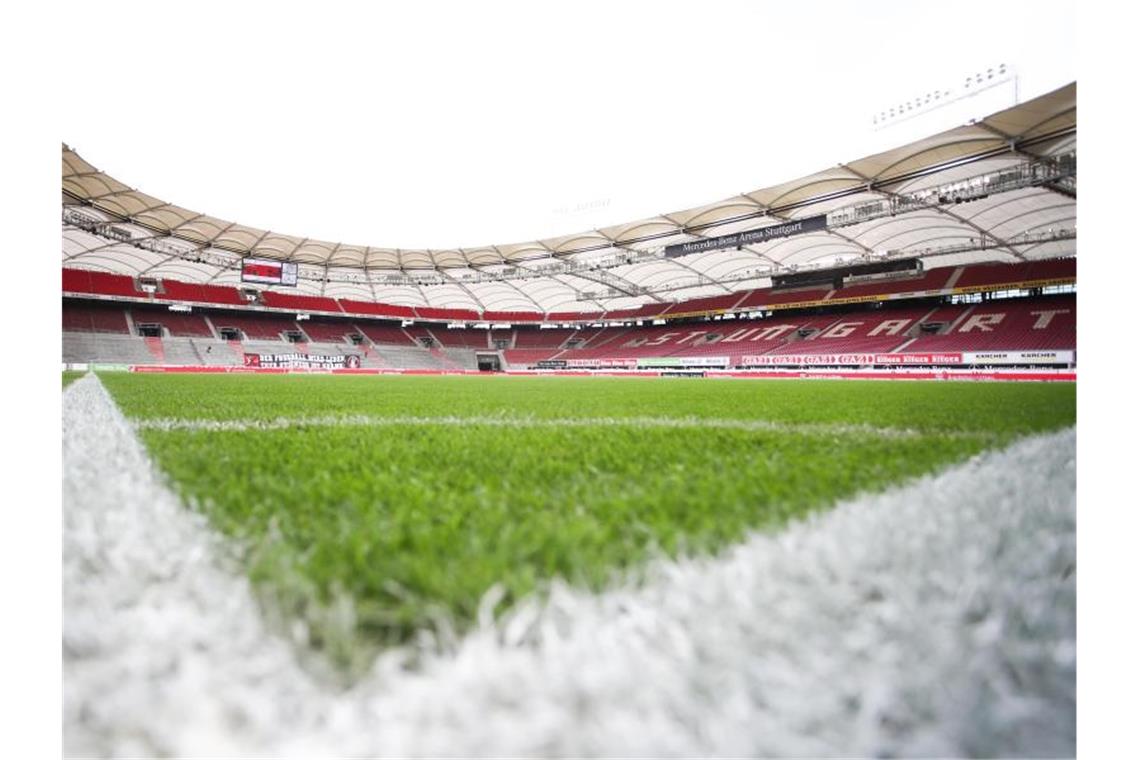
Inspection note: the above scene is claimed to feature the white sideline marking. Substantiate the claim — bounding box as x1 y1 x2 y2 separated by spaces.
133 413 994 441
65 375 1074 757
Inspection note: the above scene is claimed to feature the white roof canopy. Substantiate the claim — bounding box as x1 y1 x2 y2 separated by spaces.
63 83 1075 313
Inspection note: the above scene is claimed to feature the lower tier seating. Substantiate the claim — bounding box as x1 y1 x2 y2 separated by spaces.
63 293 1076 367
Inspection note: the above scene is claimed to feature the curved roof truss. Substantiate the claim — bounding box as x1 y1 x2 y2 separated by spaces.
63 83 1075 313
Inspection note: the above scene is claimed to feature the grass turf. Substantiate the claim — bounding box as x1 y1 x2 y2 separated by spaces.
98 373 1075 671
63 370 85 388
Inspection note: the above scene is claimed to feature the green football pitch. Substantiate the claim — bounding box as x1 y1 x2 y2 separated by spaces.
96 372 1076 672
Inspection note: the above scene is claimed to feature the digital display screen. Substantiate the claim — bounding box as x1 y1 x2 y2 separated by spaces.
241 258 299 286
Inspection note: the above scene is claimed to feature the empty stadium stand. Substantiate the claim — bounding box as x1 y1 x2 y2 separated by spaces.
209 313 300 341
483 310 543 323
298 320 361 344
503 349 562 367
63 302 131 334
62 259 1074 326
63 333 161 364
339 300 417 319
513 328 578 349
128 306 214 337
415 306 481 322
661 293 747 315
829 269 957 301
735 286 833 310
259 290 343 313
900 295 1075 353
62 269 140 298
432 328 490 349
156 279 246 306
354 323 419 346
764 307 935 355
547 311 604 322
63 259 1076 369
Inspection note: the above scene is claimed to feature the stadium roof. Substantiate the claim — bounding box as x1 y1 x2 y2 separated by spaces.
63 83 1075 314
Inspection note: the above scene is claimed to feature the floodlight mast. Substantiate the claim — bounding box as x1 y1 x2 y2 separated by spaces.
871 64 1019 131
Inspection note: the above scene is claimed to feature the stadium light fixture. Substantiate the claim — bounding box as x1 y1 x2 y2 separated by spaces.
872 63 1017 131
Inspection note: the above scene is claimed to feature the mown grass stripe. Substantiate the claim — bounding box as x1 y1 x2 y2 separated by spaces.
65 373 1075 757
132 413 997 441
99 373 1074 670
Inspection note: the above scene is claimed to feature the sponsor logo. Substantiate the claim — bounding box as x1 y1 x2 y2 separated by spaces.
663 215 827 258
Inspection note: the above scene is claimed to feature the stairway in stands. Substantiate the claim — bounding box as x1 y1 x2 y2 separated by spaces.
143 336 165 363
430 347 464 370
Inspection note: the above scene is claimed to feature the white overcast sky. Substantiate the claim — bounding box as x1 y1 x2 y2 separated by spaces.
59 0 1075 250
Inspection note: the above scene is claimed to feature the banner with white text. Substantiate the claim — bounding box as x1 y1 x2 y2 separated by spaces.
243 353 361 369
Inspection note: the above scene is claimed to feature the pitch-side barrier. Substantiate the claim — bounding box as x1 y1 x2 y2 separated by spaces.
101 365 1076 381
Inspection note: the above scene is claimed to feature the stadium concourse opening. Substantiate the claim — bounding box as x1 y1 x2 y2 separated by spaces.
62 82 1077 757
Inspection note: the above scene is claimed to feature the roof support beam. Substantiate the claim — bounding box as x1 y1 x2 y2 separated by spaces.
498 279 548 313
550 274 607 311
973 120 1077 201
840 164 1026 261
437 270 489 312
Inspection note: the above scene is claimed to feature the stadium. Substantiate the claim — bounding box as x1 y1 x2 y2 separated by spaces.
57 8 1084 758
60 83 1076 378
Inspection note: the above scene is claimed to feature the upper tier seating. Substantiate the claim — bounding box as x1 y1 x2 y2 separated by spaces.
603 303 669 321
62 260 1076 329
158 279 245 305
662 292 747 315
259 290 343 313
830 269 956 300
734 287 833 310
547 311 604 322
62 268 140 298
339 300 417 319
415 306 481 322
483 310 542 323
952 258 1076 290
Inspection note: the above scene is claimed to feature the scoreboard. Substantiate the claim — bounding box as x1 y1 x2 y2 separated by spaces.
241 258 299 286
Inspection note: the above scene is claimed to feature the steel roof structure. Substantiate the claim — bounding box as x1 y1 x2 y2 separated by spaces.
63 83 1075 315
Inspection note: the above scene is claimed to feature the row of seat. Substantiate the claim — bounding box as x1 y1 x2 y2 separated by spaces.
62 293 1076 368
61 257 1075 322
